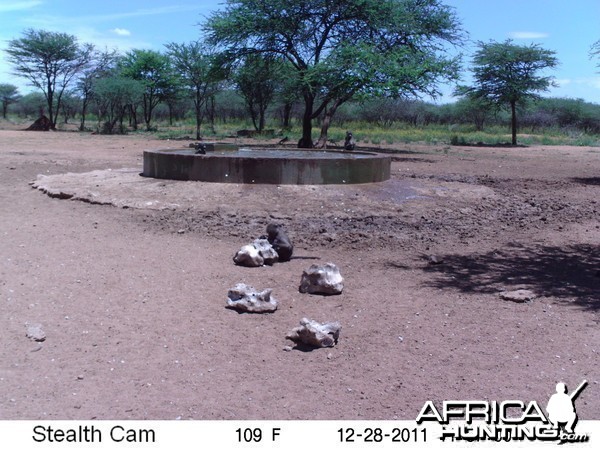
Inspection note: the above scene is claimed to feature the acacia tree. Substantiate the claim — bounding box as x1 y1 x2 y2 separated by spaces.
5 29 93 129
452 94 492 131
93 76 144 134
204 0 463 148
14 92 46 117
457 40 558 145
0 84 21 119
119 49 178 131
165 41 223 139
234 54 281 132
77 49 118 131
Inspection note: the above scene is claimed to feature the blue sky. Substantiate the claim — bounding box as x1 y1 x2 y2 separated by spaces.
1 0 599 104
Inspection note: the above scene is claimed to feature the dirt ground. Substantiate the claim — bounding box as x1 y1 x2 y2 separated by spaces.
0 125 598 421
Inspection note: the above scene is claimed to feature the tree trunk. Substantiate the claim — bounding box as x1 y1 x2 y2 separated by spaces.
118 111 125 134
143 93 155 131
206 96 216 134
194 88 204 140
79 100 88 131
248 99 259 132
281 101 292 129
511 100 517 145
316 109 335 148
315 98 346 148
129 105 138 131
298 94 314 148
195 106 203 140
259 107 266 133
46 83 57 130
54 90 66 130
46 80 53 128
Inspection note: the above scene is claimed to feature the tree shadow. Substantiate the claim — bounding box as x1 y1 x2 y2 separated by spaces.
419 243 599 312
390 156 437 163
359 146 426 155
290 255 321 261
225 306 277 315
451 142 528 148
571 177 600 186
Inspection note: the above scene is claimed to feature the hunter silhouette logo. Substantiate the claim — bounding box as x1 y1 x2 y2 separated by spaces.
546 380 587 435
416 380 590 443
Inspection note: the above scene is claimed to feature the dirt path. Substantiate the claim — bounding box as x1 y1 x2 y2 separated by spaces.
1 128 598 420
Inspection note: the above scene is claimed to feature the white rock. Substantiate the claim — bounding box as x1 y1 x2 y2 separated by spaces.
233 243 264 267
299 262 344 295
251 238 279 265
26 323 46 342
499 289 537 303
226 283 278 313
233 239 278 267
286 318 341 348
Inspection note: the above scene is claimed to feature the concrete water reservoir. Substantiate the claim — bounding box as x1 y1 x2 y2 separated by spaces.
142 147 391 185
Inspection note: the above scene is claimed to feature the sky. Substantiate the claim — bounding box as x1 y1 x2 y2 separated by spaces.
0 0 599 104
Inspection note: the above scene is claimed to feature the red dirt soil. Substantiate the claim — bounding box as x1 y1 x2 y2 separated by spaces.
1 126 598 420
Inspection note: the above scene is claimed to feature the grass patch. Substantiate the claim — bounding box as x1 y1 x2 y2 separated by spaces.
70 117 599 148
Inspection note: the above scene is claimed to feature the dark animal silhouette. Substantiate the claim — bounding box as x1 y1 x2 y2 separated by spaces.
344 131 355 150
265 223 293 262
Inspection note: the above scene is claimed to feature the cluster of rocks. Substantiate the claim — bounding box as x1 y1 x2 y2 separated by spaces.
228 223 343 349
233 238 279 267
233 223 294 267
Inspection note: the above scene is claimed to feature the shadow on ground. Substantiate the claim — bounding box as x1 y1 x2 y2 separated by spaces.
571 177 600 186
415 243 599 312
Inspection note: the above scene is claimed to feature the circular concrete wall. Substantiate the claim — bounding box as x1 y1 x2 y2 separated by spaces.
142 148 391 185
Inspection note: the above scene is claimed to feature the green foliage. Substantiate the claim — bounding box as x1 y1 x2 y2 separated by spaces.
12 92 45 117
76 49 119 130
457 39 558 145
450 134 467 145
466 40 558 104
0 84 21 118
166 41 224 139
5 28 93 128
452 94 491 131
204 0 464 147
58 90 80 123
118 49 180 130
234 54 282 132
93 77 144 134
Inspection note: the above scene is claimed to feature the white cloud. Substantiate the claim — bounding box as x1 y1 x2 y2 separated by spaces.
554 79 572 87
508 31 550 39
22 5 205 27
69 26 151 52
0 1 42 13
111 28 131 36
